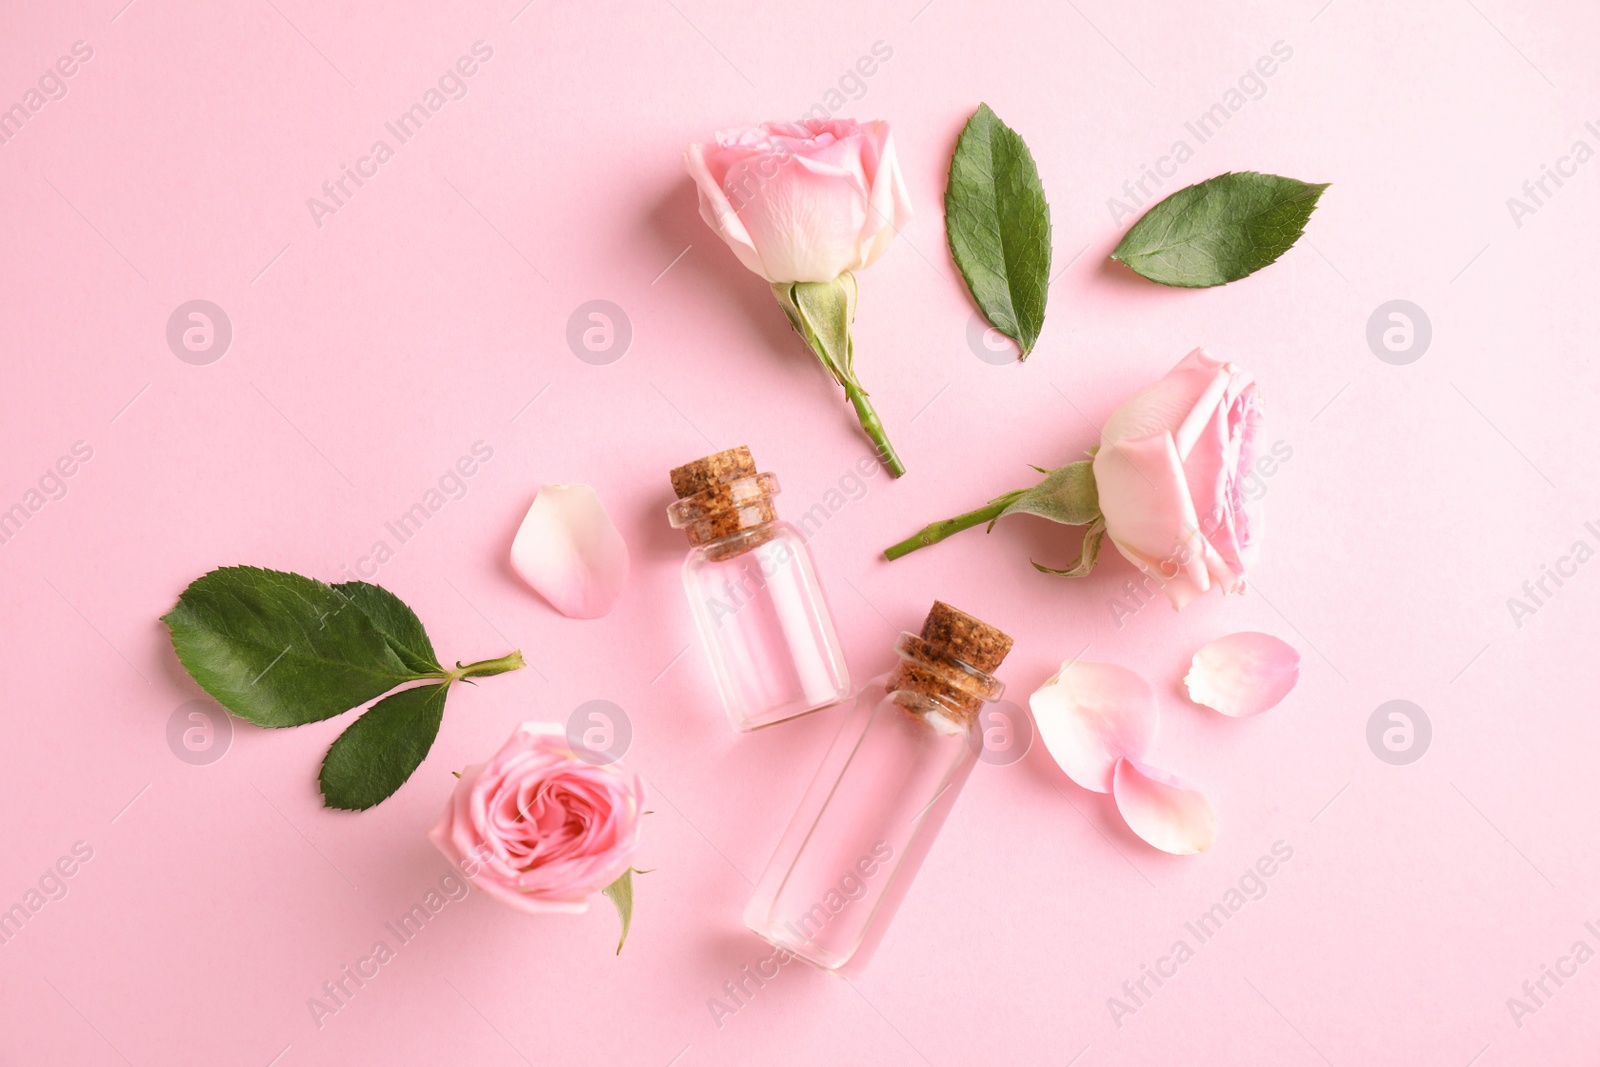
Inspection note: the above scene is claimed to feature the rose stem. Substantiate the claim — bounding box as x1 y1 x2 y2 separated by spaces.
883 496 1016 561
843 379 906 478
448 650 526 681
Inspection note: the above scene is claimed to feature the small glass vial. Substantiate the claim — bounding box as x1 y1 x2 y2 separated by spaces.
745 601 1012 971
667 446 851 731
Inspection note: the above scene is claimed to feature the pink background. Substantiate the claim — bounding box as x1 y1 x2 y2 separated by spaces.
2 0 1598 1063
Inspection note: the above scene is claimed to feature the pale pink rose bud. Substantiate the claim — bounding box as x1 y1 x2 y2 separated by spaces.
685 118 914 283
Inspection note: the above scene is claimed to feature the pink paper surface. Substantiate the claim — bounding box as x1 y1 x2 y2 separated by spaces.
3 1 1598 1063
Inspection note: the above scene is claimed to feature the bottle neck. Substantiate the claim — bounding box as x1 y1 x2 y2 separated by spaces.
694 521 784 562
668 472 782 553
884 632 1005 723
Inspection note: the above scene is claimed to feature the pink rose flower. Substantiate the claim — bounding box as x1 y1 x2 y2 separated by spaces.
1092 348 1264 609
685 118 913 283
428 723 645 914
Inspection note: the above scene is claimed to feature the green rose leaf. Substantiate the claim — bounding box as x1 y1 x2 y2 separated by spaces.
1110 171 1329 288
602 867 637 954
331 580 442 675
162 566 426 728
994 460 1099 527
319 683 450 811
945 103 1052 358
163 565 523 809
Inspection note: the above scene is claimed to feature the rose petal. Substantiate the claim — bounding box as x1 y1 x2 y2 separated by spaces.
1030 661 1158 793
1093 431 1213 609
1112 759 1216 855
685 141 766 280
1185 632 1300 717
510 485 629 619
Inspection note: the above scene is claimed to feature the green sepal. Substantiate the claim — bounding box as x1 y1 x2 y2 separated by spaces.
770 273 859 387
1032 516 1107 577
602 868 639 954
994 460 1099 527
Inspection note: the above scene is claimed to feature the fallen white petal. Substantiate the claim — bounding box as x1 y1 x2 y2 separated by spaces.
1184 632 1300 717
1113 759 1216 855
510 484 629 619
1029 661 1158 793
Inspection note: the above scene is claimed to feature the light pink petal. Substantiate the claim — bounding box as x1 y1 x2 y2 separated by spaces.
1113 759 1216 855
855 121 915 270
733 148 871 282
1185 632 1300 717
510 484 629 619
685 142 766 279
1201 377 1265 589
1029 661 1159 793
1092 430 1211 608
1225 384 1266 558
1179 390 1248 595
1100 348 1230 447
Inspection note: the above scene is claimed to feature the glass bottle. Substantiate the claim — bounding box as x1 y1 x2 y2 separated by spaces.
745 601 1013 971
667 446 851 731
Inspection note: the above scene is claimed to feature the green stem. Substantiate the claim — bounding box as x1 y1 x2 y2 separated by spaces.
446 650 526 682
843 379 906 478
883 496 1016 560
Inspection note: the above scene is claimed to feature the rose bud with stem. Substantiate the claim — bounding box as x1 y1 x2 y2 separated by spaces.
686 119 914 476
885 349 1266 610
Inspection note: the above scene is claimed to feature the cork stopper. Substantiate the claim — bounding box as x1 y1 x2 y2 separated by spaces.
918 601 1013 673
666 446 779 558
670 446 756 500
886 601 1012 721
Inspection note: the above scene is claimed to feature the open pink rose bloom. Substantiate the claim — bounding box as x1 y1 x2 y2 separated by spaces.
429 723 646 914
1094 348 1264 609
